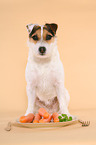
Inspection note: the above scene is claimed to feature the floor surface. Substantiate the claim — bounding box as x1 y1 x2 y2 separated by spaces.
0 109 96 145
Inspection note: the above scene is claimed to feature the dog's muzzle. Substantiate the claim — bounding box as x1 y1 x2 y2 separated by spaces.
39 46 46 55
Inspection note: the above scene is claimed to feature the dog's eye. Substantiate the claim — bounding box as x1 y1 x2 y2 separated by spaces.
46 35 52 40
32 35 38 40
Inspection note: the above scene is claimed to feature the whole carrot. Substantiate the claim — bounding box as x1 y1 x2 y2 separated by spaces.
39 114 52 123
33 113 41 123
52 112 59 122
38 108 49 119
19 113 34 123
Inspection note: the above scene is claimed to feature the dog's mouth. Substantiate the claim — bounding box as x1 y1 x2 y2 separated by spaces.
39 52 46 56
35 53 51 59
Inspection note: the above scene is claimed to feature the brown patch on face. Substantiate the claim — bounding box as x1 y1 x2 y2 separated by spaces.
28 23 58 44
29 25 41 37
29 28 41 44
44 23 58 36
43 28 55 44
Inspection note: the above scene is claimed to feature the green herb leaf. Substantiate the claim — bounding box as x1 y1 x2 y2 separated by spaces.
68 116 72 121
61 114 67 117
61 114 68 121
63 118 67 122
59 118 64 122
58 116 62 119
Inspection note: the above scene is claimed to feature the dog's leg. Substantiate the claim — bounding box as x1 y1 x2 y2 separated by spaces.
55 83 70 116
25 83 36 116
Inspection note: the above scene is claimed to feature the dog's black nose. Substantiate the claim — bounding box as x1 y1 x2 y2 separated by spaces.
39 46 46 55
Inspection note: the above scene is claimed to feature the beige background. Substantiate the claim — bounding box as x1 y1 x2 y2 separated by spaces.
0 0 96 145
0 0 96 113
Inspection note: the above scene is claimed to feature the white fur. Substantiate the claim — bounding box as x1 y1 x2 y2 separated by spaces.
25 24 70 116
26 23 38 33
40 25 44 40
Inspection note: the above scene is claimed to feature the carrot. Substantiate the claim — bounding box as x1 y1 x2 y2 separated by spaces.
52 112 59 122
19 113 34 123
33 113 41 123
19 116 26 123
39 114 52 123
38 108 49 119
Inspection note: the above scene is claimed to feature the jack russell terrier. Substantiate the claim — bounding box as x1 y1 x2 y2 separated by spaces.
25 23 71 116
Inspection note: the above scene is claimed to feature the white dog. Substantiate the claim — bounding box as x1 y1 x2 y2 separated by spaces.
25 23 70 116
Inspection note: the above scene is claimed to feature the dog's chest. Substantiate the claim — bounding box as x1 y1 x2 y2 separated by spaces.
36 64 56 101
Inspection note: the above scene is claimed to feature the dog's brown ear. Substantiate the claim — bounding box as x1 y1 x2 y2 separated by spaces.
45 23 58 36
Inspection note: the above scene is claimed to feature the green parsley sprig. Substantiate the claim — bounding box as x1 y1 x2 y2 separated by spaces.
58 114 72 122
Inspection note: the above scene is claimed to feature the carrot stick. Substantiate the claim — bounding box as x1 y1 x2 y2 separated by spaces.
19 116 26 123
33 113 41 123
39 114 52 123
38 108 49 119
52 112 59 122
19 113 34 123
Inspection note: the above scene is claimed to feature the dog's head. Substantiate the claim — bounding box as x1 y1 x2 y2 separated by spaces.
26 23 58 58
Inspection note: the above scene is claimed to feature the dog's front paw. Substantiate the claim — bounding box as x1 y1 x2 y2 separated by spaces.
25 108 34 116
